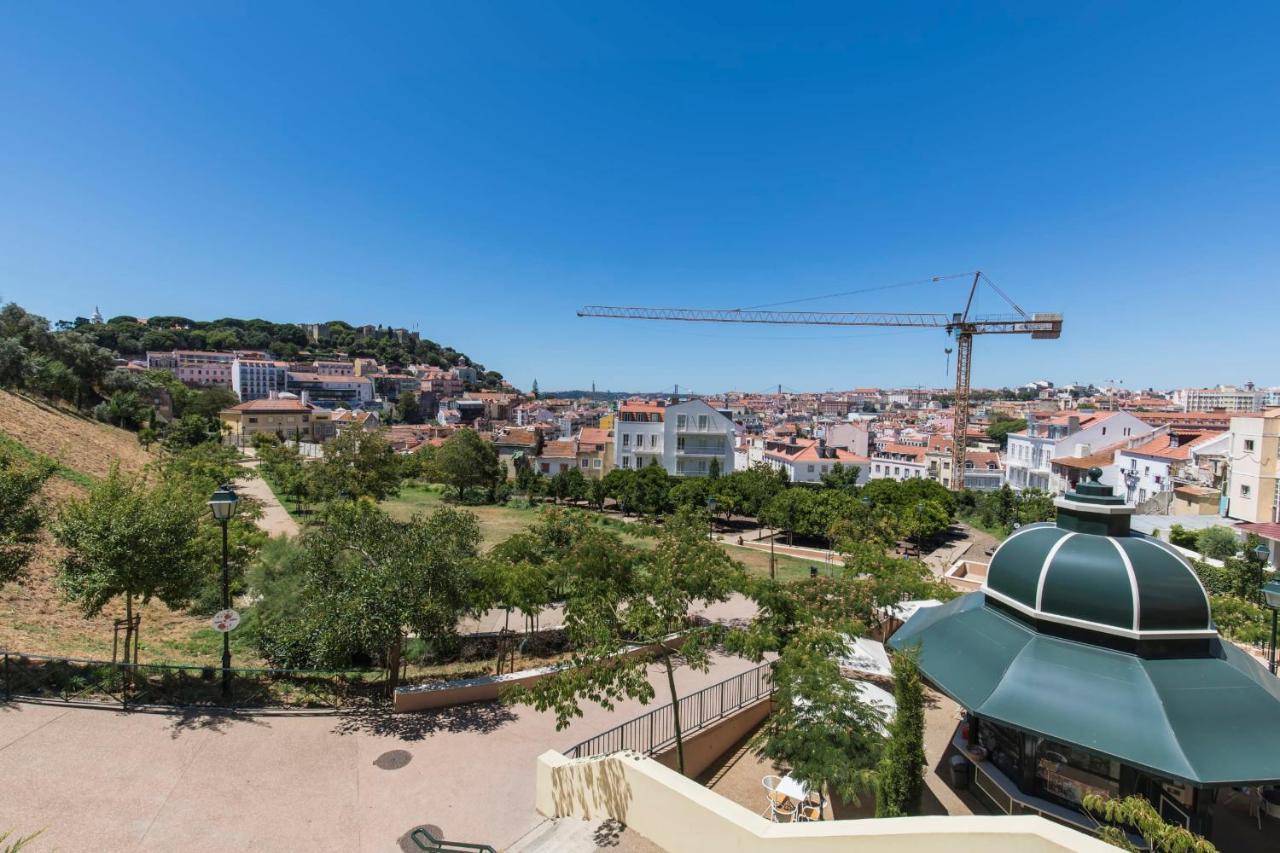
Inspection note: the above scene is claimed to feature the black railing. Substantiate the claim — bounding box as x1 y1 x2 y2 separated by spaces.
1 651 388 710
564 662 773 759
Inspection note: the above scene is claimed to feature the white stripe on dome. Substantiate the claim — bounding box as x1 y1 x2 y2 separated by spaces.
980 522 1055 595
982 586 1218 640
1035 532 1077 611
1107 537 1141 631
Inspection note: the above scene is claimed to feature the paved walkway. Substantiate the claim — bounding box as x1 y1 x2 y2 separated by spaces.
236 458 301 538
0 652 760 852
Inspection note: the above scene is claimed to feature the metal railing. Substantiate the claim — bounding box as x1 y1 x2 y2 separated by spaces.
1 651 389 711
564 662 773 759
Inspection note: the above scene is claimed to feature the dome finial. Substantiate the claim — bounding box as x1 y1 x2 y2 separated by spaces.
1087 466 1103 483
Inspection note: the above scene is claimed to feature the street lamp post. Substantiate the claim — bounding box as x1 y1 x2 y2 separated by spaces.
1261 580 1280 676
706 496 718 542
208 484 240 698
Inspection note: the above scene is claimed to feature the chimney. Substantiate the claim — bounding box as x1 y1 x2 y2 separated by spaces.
268 390 278 400
300 390 310 406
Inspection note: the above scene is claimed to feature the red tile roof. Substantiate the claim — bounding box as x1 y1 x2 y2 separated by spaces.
540 439 576 459
225 399 314 413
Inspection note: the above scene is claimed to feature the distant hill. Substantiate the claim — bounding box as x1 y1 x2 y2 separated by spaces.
71 314 508 390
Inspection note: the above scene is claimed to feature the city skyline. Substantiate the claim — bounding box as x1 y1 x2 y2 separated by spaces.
5 4 1279 391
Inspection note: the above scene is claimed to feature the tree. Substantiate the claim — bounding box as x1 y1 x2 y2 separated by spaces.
475 532 556 672
820 462 862 491
1195 526 1239 561
260 439 310 513
707 457 721 480
586 476 608 511
0 337 28 387
985 417 1027 450
395 390 422 424
0 450 53 587
52 467 205 661
291 501 481 692
531 379 539 399
433 428 502 501
308 428 404 503
507 510 746 774
1082 794 1217 852
875 648 926 816
761 487 818 545
750 628 884 805
26 356 77 403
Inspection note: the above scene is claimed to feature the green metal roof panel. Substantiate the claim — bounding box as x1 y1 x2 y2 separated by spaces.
892 593 1280 786
986 526 1069 608
1040 534 1134 630
1118 538 1211 632
890 594 1029 709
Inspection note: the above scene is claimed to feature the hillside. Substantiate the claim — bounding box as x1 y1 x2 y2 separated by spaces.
0 390 224 663
0 389 151 484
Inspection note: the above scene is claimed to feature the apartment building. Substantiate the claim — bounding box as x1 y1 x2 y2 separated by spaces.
285 371 374 405
763 439 868 484
1176 385 1264 413
614 399 736 477
820 419 872 456
536 439 576 476
870 444 928 481
575 427 613 478
231 358 288 402
1226 410 1280 524
219 397 335 442
1004 410 1153 492
1114 430 1219 507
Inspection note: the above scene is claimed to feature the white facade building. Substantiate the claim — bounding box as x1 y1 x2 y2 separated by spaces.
1176 385 1265 413
869 444 929 482
762 440 869 484
1004 411 1153 492
613 399 736 477
231 358 288 402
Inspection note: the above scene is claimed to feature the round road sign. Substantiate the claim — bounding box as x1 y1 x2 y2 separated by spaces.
211 609 241 633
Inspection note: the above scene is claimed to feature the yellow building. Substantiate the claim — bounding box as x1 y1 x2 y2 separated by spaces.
1228 409 1279 523
219 398 334 442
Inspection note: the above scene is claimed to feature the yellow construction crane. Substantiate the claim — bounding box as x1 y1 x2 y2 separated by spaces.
578 271 1062 490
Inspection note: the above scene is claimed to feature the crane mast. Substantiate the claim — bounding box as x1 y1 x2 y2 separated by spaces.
578 272 1061 490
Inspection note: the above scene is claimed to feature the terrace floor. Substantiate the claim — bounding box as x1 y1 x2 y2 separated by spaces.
0 652 760 852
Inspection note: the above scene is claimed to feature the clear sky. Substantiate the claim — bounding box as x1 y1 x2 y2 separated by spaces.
3 3 1278 394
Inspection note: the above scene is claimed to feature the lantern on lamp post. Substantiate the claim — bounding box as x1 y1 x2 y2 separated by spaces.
1261 579 1280 676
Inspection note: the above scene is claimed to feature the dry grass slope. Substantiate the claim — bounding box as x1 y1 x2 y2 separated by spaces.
0 389 152 482
0 390 224 664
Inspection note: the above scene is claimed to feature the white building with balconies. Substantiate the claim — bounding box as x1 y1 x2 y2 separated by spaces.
1004 410 1153 492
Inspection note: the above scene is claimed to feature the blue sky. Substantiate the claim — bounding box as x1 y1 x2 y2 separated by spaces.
2 3 1278 394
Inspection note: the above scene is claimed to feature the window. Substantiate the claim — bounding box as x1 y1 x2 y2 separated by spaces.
677 436 685 450
677 415 687 430
593 459 602 468
698 415 708 430
622 434 630 447
581 458 588 467
807 465 814 473
1242 484 1252 497
540 463 550 473
650 434 658 447
622 456 631 469
1245 439 1256 452
1101 427 1107 435
248 417 258 423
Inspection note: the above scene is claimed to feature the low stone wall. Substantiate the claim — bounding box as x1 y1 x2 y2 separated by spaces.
393 634 688 713
536 751 1113 853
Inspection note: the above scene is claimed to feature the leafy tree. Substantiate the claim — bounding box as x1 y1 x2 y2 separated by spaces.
750 628 883 806
586 476 608 511
900 499 951 550
395 390 422 424
985 417 1027 450
761 487 818 544
0 337 28 387
725 463 787 521
52 467 206 661
183 386 240 421
0 450 54 587
1082 794 1216 852
26 356 78 403
288 501 482 692
433 428 502 501
875 648 926 816
631 463 672 519
475 533 556 672
94 390 150 428
507 510 746 774
260 439 310 513
707 457 721 480
161 414 221 450
1168 524 1199 550
308 428 404 503
820 462 862 491
1195 526 1239 561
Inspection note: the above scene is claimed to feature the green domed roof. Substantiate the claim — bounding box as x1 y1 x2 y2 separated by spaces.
983 471 1213 639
